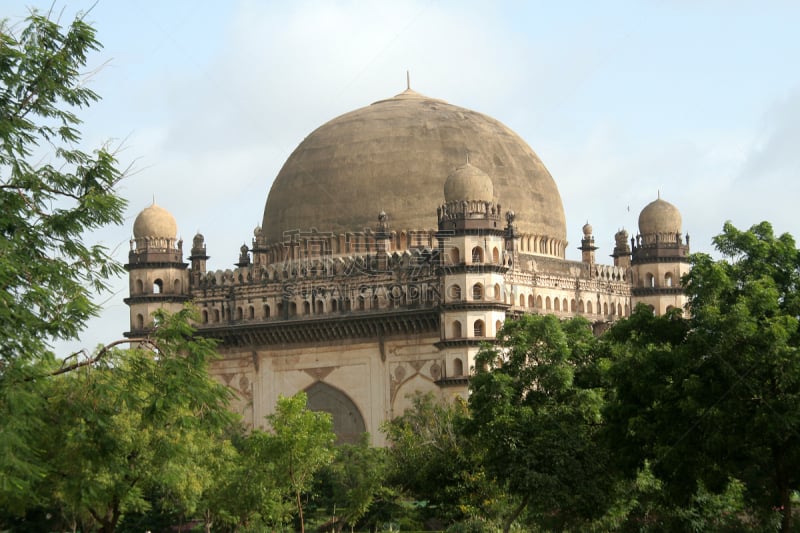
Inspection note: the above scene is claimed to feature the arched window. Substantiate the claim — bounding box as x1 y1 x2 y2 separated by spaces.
665 272 674 287
471 246 484 263
202 310 208 324
473 319 485 337
495 320 503 335
578 300 585 312
472 283 483 300
571 299 577 312
358 297 366 310
603 302 609 315
587 301 593 314
519 294 525 307
332 299 338 312
528 294 535 308
174 279 181 293
213 309 220 322
136 314 144 329
453 358 464 377
492 247 500 263
289 302 297 316
450 247 460 264
303 301 311 315
263 304 271 318
236 307 243 320
646 273 655 288
546 296 551 310
624 303 629 316
316 300 324 314
153 279 163 294
536 295 543 309
135 279 144 294
248 306 255 319
618 303 623 316
452 320 462 338
562 298 568 312
494 283 501 300
554 298 561 311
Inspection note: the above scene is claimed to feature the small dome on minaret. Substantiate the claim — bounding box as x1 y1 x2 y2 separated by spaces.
133 202 177 240
638 197 682 236
443 162 494 203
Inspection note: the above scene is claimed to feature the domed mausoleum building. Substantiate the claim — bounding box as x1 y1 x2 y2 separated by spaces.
125 87 690 444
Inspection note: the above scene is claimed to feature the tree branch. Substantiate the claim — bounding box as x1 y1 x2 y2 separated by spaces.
24 337 159 381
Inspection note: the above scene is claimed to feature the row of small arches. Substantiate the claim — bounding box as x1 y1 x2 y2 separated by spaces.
261 229 437 264
198 290 438 324
449 319 502 339
447 282 629 316
133 278 181 295
643 272 675 288
449 246 501 265
517 234 565 256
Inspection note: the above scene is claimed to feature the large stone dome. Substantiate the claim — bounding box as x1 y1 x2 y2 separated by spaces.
261 88 566 245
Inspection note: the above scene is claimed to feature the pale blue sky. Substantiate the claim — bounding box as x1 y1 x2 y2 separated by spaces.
5 1 800 353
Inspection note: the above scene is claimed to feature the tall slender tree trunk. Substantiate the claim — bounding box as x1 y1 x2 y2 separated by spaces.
775 445 792 533
503 495 529 533
296 489 305 533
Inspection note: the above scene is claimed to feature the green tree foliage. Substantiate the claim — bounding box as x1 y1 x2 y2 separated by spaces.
0 8 126 365
0 307 235 533
265 392 336 533
310 433 392 532
467 314 613 533
0 8 127 504
605 221 800 531
384 392 506 528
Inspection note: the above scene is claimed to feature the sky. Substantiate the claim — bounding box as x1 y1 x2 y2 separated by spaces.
6 0 800 355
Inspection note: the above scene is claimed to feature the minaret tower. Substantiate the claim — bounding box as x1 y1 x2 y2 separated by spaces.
436 161 510 387
124 203 190 335
579 222 597 264
630 196 690 315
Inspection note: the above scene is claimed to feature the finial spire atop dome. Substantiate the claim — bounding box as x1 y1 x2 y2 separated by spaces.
407 70 411 90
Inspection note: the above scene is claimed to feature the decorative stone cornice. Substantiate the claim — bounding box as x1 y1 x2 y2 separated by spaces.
194 308 440 347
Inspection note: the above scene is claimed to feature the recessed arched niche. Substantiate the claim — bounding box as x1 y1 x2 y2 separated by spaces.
305 381 366 445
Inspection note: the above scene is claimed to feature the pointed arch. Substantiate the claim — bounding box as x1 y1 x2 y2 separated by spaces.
305 382 366 445
471 246 484 263
452 358 464 377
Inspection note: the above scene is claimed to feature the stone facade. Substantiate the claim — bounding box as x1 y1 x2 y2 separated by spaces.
124 89 689 444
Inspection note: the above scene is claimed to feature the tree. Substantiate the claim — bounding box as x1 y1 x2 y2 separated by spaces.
383 392 505 529
0 307 235 533
466 314 614 532
0 7 127 502
605 221 800 532
0 8 126 366
310 433 391 532
264 392 335 533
